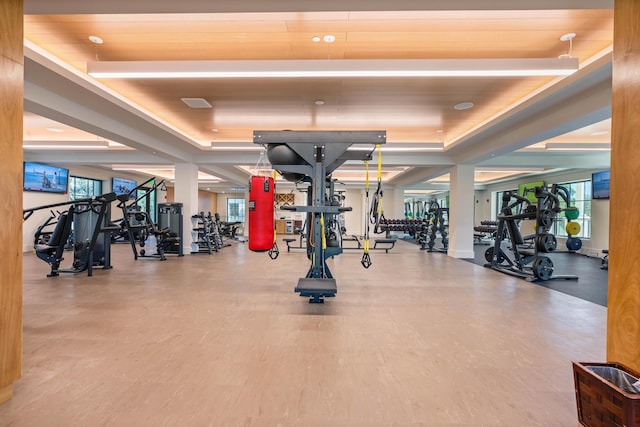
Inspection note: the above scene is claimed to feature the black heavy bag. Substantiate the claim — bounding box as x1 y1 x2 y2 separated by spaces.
248 176 275 252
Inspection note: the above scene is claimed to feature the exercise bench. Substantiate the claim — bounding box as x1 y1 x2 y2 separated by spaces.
373 239 396 253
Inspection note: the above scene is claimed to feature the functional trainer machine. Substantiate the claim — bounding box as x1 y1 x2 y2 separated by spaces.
115 177 180 261
254 130 386 303
24 192 117 277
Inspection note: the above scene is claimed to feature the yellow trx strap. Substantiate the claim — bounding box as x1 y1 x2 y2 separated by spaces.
320 214 327 249
268 170 279 259
376 144 383 216
361 159 372 268
377 144 382 181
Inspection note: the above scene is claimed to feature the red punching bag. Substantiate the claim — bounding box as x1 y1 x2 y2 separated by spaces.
248 175 275 252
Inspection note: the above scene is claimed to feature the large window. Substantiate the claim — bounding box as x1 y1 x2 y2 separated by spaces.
495 189 518 218
68 176 102 201
553 180 592 238
227 198 245 222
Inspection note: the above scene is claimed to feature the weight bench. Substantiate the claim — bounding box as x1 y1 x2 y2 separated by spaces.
283 238 297 252
342 234 362 249
373 239 396 253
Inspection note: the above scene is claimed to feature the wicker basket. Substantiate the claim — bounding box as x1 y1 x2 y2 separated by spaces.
573 361 640 427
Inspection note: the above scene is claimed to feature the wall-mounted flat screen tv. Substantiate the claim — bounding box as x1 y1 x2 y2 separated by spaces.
23 161 69 194
112 177 137 198
592 170 610 199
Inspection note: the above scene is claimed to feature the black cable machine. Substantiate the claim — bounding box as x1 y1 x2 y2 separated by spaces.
23 192 117 277
157 202 184 256
115 177 180 261
484 184 579 282
254 130 386 303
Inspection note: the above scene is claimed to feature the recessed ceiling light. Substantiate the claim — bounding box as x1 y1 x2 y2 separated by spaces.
454 102 474 110
314 99 325 105
436 129 444 133
323 35 336 43
46 127 64 133
312 36 321 43
211 128 219 132
181 97 212 108
88 35 103 44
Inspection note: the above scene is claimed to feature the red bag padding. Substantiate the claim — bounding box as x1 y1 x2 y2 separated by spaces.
248 176 275 252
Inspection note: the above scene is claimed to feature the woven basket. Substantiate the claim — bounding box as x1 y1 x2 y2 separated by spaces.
573 361 640 427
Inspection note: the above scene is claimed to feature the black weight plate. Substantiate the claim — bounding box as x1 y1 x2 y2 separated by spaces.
533 256 554 280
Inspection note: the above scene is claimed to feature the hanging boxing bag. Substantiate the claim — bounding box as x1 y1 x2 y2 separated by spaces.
248 175 275 252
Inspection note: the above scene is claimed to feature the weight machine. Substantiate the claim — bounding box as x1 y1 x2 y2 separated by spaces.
484 184 579 282
23 192 117 277
115 177 180 261
254 130 386 303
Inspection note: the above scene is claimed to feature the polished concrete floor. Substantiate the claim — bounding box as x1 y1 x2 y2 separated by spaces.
1 239 606 426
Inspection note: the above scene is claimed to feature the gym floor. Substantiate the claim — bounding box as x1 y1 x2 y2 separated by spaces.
2 239 605 426
468 242 609 307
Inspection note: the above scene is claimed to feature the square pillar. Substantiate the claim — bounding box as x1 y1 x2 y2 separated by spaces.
174 163 200 253
448 164 475 259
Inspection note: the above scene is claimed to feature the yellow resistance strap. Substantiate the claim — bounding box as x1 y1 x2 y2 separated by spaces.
361 159 372 268
268 171 279 259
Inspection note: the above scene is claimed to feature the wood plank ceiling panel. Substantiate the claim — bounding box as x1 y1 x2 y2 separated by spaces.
23 9 613 145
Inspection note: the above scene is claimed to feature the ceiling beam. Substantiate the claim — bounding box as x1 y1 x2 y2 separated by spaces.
24 0 613 14
24 44 205 164
478 151 611 169
198 165 250 186
390 166 451 188
446 55 612 165
23 150 168 165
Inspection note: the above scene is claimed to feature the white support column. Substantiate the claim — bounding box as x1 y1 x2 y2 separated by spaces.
174 163 199 254
448 164 475 259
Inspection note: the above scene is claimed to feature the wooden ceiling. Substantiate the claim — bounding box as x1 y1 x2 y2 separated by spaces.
24 9 613 147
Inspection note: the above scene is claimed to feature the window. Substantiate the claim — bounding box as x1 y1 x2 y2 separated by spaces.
68 176 102 201
227 198 245 222
495 189 518 217
553 180 591 239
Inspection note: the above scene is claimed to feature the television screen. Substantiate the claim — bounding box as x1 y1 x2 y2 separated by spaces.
592 170 610 199
23 162 69 194
112 177 137 198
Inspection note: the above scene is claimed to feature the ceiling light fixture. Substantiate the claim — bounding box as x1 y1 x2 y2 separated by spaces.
545 142 611 151
88 35 103 44
210 143 262 151
23 140 109 150
454 102 474 110
314 99 325 105
87 58 579 79
181 97 212 108
347 142 444 152
45 127 64 133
